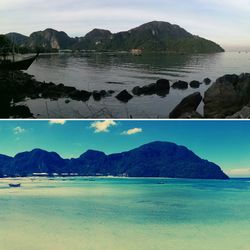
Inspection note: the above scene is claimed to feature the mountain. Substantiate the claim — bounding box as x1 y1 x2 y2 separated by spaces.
0 142 229 179
5 32 29 46
28 29 75 50
6 149 67 177
3 21 224 53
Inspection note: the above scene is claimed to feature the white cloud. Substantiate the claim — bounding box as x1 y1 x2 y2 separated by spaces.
226 168 250 177
49 120 66 125
13 126 25 134
122 128 142 135
90 120 117 133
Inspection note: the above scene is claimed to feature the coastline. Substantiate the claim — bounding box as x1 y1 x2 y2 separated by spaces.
1 69 250 118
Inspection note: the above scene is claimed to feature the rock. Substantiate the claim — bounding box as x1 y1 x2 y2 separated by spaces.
99 90 108 97
227 106 250 118
69 90 92 102
132 83 156 95
189 80 201 88
10 105 33 118
108 90 115 95
132 79 170 96
169 92 203 118
204 73 250 118
92 91 102 101
116 90 133 102
172 80 188 90
132 86 142 96
204 78 211 85
156 79 170 90
65 99 70 104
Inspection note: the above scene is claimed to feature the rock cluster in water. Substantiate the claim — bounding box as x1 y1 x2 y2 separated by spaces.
1 70 250 118
0 71 115 118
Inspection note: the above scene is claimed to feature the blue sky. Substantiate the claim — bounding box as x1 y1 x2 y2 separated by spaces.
0 0 249 50
1 120 250 177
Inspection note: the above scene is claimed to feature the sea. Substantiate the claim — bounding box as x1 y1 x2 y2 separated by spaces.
20 52 250 118
0 177 250 250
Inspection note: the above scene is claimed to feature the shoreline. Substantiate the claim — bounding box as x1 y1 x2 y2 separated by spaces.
1 70 250 118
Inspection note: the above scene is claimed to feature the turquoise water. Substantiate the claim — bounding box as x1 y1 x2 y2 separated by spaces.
21 52 250 118
1 177 250 250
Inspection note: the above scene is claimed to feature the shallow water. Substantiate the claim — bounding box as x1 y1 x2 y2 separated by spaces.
22 52 250 118
1 177 250 250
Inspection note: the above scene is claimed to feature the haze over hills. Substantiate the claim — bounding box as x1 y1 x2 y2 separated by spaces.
4 21 224 53
0 141 228 179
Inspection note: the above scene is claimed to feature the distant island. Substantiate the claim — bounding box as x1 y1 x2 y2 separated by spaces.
4 21 224 53
0 141 228 179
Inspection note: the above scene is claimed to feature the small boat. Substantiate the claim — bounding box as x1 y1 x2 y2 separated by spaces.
131 49 142 56
9 183 21 188
0 52 39 70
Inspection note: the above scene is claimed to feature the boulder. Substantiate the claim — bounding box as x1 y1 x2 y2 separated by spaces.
92 91 102 101
204 78 211 85
189 80 201 88
69 90 92 102
204 73 250 118
116 90 133 102
108 90 115 95
172 80 188 90
132 79 170 96
169 92 203 118
156 79 170 90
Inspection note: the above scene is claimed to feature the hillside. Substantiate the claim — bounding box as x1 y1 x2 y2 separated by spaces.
3 21 224 53
0 141 228 179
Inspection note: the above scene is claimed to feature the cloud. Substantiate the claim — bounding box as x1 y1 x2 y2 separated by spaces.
90 120 117 133
49 120 66 125
122 128 142 135
13 126 25 134
226 168 250 177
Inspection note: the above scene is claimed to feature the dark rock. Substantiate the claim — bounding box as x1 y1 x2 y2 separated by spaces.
204 78 211 85
99 90 108 97
169 92 202 118
156 79 170 90
108 90 115 95
92 91 102 101
132 79 170 96
10 105 33 118
190 80 201 88
172 80 188 90
65 99 70 104
116 90 133 102
69 90 92 102
132 86 143 96
204 73 250 118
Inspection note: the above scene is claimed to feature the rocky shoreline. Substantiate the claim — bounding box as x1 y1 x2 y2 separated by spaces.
0 70 249 118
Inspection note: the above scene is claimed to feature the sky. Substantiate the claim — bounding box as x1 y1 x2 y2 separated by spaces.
1 120 250 177
0 0 250 51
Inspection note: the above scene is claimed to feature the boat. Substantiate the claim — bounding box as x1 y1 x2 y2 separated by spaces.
0 52 39 70
0 44 39 70
9 183 21 188
131 49 142 56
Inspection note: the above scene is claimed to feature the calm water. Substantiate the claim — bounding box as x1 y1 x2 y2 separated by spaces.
0 177 250 250
22 52 250 118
